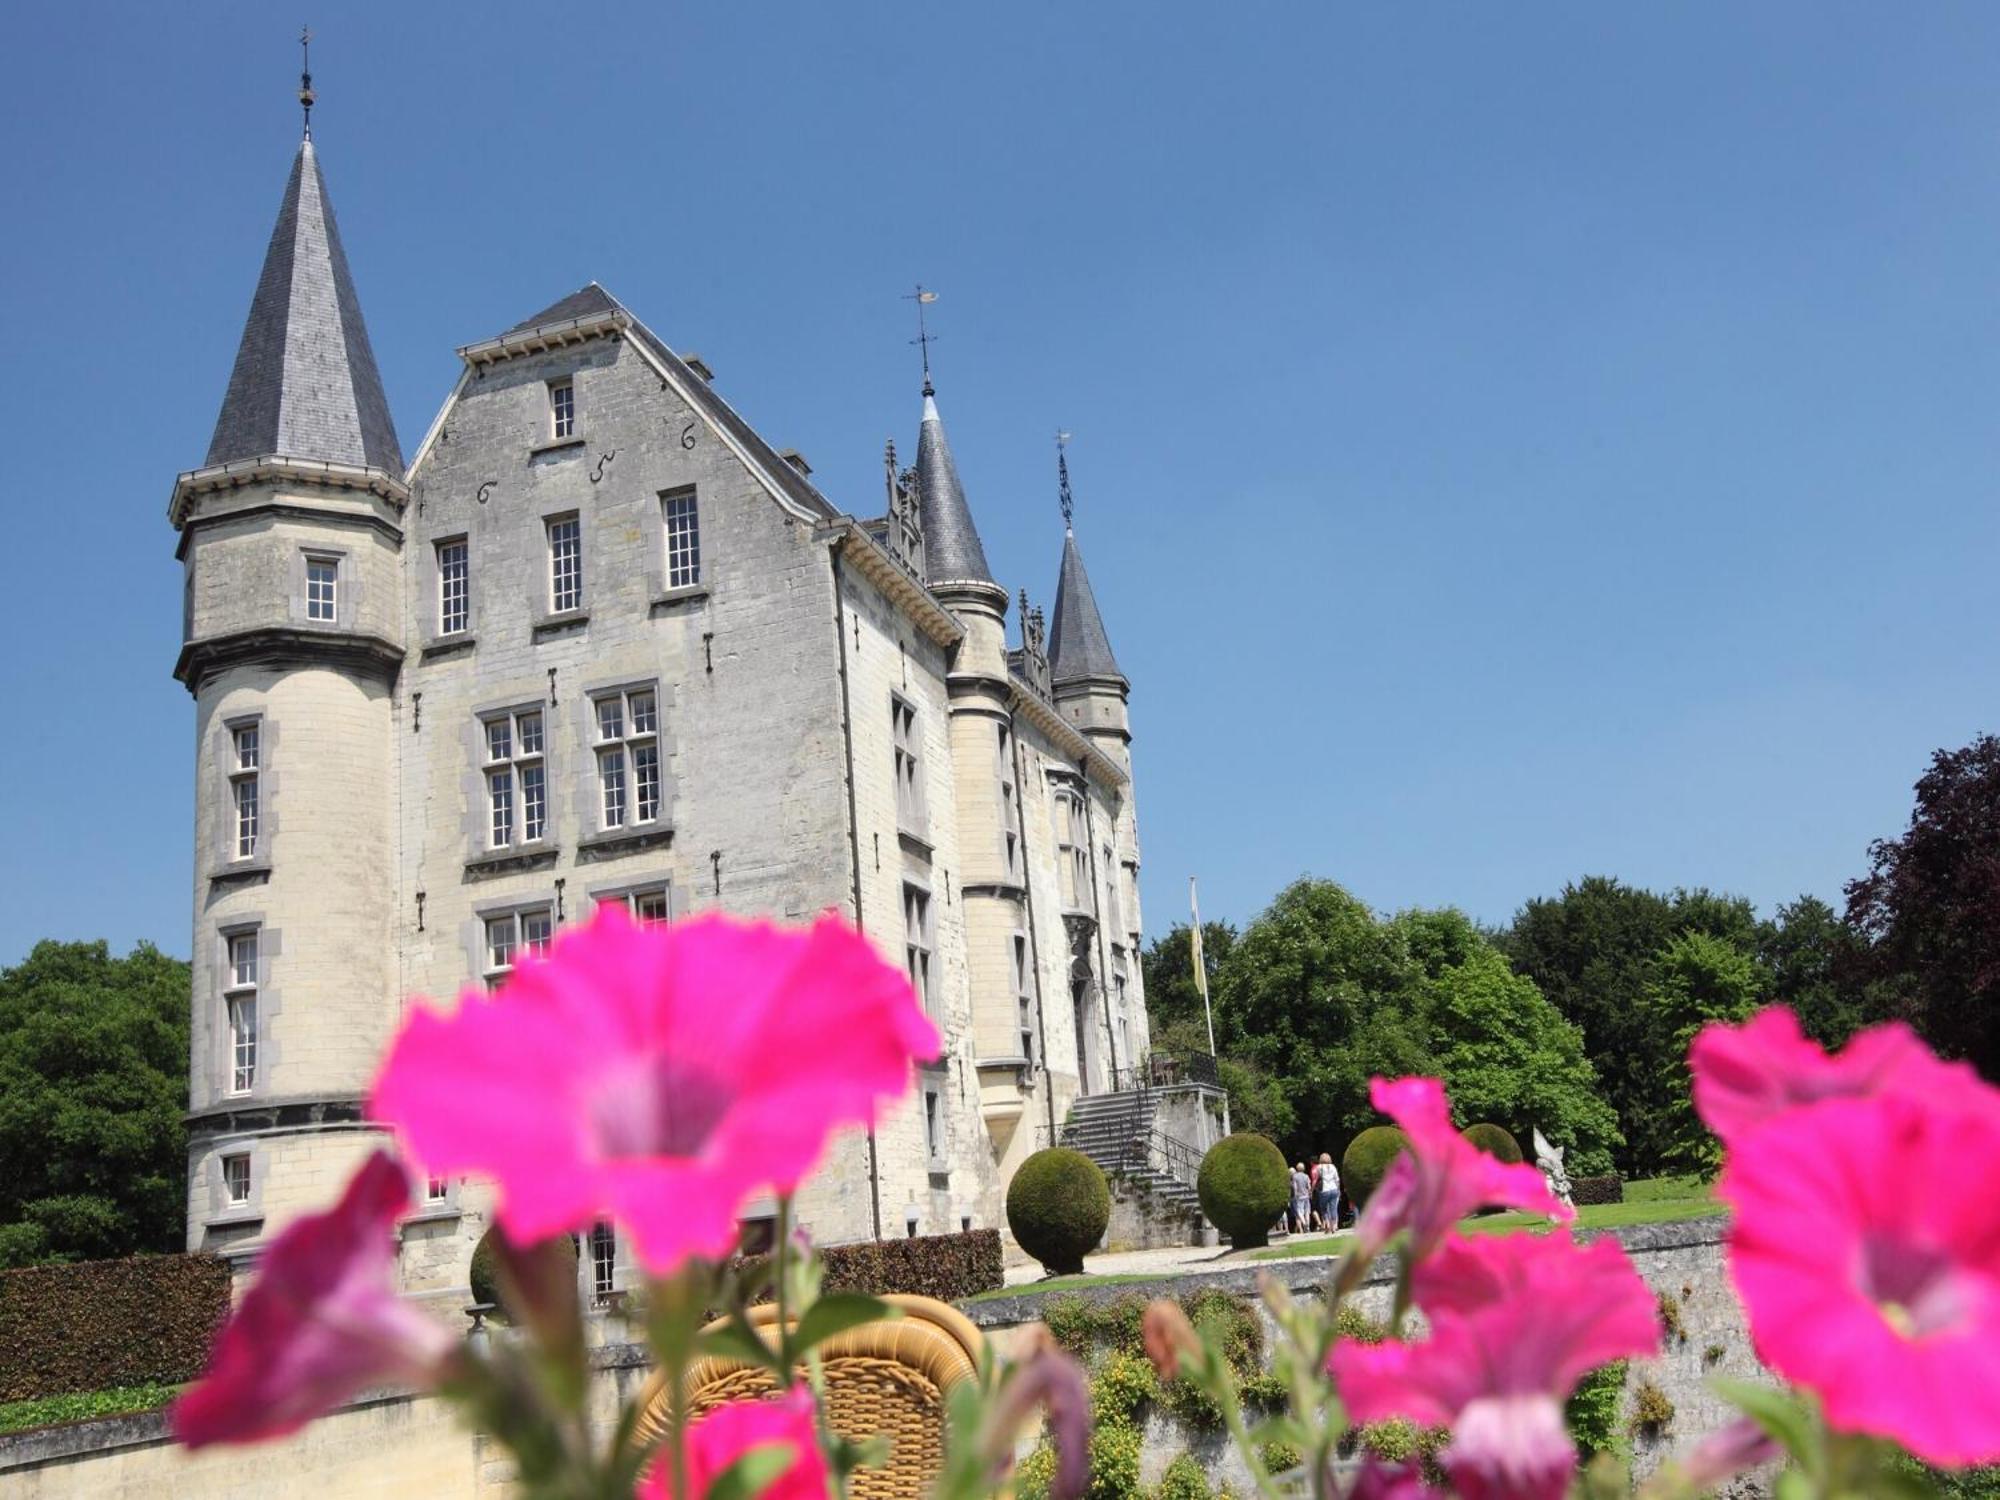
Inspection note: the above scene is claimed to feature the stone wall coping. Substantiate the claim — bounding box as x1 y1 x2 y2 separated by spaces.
960 1213 1729 1328
0 1340 654 1473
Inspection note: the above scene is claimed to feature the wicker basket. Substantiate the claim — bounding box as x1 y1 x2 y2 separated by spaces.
631 1294 985 1500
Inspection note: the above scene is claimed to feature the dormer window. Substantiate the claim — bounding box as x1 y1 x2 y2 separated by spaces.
549 379 576 440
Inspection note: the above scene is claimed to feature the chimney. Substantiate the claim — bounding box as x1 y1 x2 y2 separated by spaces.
778 449 813 477
682 353 716 383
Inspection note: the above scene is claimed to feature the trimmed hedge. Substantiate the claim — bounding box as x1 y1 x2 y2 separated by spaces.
1571 1174 1624 1207
737 1228 1004 1304
1460 1123 1522 1165
1007 1149 1111 1275
0 1254 232 1402
1341 1126 1411 1210
1196 1134 1290 1249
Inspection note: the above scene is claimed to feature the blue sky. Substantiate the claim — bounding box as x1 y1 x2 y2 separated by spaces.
3 3 1998 964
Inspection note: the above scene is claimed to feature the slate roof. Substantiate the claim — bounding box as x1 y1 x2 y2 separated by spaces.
495 283 839 523
915 393 997 589
205 140 403 474
1049 529 1124 684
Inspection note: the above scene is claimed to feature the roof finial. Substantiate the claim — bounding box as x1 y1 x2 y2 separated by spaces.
904 284 939 397
298 25 316 140
1056 429 1075 531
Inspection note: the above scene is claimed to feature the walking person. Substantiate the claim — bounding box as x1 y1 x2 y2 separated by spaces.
1314 1152 1341 1233
1290 1161 1312 1236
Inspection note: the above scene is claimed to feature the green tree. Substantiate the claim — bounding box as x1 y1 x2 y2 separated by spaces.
0 940 190 1265
1639 932 1766 1174
1140 921 1236 1046
1757 895 1876 1048
1845 734 2000 1080
1505 878 1764 1174
1394 909 1621 1175
1214 879 1432 1160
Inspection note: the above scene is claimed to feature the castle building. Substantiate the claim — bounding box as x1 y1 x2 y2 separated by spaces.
171 120 1152 1299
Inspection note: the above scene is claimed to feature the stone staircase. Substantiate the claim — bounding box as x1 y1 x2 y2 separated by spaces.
1061 1092 1205 1217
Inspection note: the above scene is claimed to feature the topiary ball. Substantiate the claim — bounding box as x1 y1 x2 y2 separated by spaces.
1341 1126 1412 1210
1461 1123 1523 1165
469 1224 578 1320
1007 1148 1111 1275
1196 1133 1291 1249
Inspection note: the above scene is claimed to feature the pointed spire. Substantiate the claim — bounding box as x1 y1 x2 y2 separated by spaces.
204 137 403 475
1047 444 1124 686
914 388 998 591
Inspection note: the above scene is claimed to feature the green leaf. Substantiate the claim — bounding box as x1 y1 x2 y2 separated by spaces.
1711 1377 1817 1463
703 1442 798 1500
1774 1471 1816 1500
790 1293 898 1358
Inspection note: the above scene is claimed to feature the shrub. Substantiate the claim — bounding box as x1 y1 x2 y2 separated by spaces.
736 1228 1004 1305
1008 1149 1112 1275
1565 1360 1629 1461
0 1381 179 1435
1156 1453 1212 1500
1627 1378 1674 1438
1340 1126 1411 1210
1196 1134 1290 1249
468 1227 578 1320
0 1253 232 1403
1460 1123 1522 1164
1090 1351 1159 1427
1570 1174 1625 1206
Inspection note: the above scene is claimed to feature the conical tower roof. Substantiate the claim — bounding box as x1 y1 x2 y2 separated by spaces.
915 391 997 591
205 139 403 474
1049 528 1124 685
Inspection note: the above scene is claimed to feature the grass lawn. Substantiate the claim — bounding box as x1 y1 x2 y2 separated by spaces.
963 1269 1201 1303
0 1382 180 1435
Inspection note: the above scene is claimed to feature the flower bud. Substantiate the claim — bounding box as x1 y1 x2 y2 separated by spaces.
981 1328 1091 1500
1677 1417 1782 1491
1141 1300 1198 1381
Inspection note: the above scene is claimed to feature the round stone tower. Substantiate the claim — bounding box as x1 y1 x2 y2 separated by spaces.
171 133 407 1259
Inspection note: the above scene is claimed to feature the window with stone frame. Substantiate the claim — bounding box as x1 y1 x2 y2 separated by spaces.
222 1153 252 1207
594 883 672 924
547 514 582 613
593 686 661 831
549 379 576 441
1054 788 1092 913
903 883 933 1016
588 1221 617 1305
437 537 470 635
662 488 701 589
1114 970 1133 1075
229 720 261 861
482 707 548 849
305 554 338 623
1014 931 1037 1066
225 929 258 1095
997 724 1020 879
483 906 553 985
892 696 926 833
1102 844 1121 937
425 1176 452 1206
922 1087 944 1167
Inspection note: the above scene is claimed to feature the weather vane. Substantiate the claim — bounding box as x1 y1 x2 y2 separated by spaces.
299 25 316 139
904 285 939 395
1056 430 1075 529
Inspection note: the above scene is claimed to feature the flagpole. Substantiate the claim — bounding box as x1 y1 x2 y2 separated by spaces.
1190 876 1216 1056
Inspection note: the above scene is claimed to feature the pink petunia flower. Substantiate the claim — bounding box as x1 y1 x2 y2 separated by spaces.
1690 1006 1995 1147
640 1387 832 1500
1330 1231 1659 1500
1348 1458 1445 1499
1719 1091 2000 1466
172 1151 457 1448
1353 1078 1572 1261
371 905 939 1277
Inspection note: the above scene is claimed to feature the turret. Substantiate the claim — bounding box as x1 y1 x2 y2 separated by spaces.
171 119 406 1260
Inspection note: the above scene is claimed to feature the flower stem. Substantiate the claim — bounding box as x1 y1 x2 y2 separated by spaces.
774 1195 795 1388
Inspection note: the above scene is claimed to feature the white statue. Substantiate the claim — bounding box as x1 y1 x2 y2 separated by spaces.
1533 1128 1574 1211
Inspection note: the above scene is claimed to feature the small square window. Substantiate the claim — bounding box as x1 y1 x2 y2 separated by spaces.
550 380 575 440
222 1153 251 1206
425 1176 450 1205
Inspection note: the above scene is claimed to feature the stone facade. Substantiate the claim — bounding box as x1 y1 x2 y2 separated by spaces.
170 135 1153 1301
